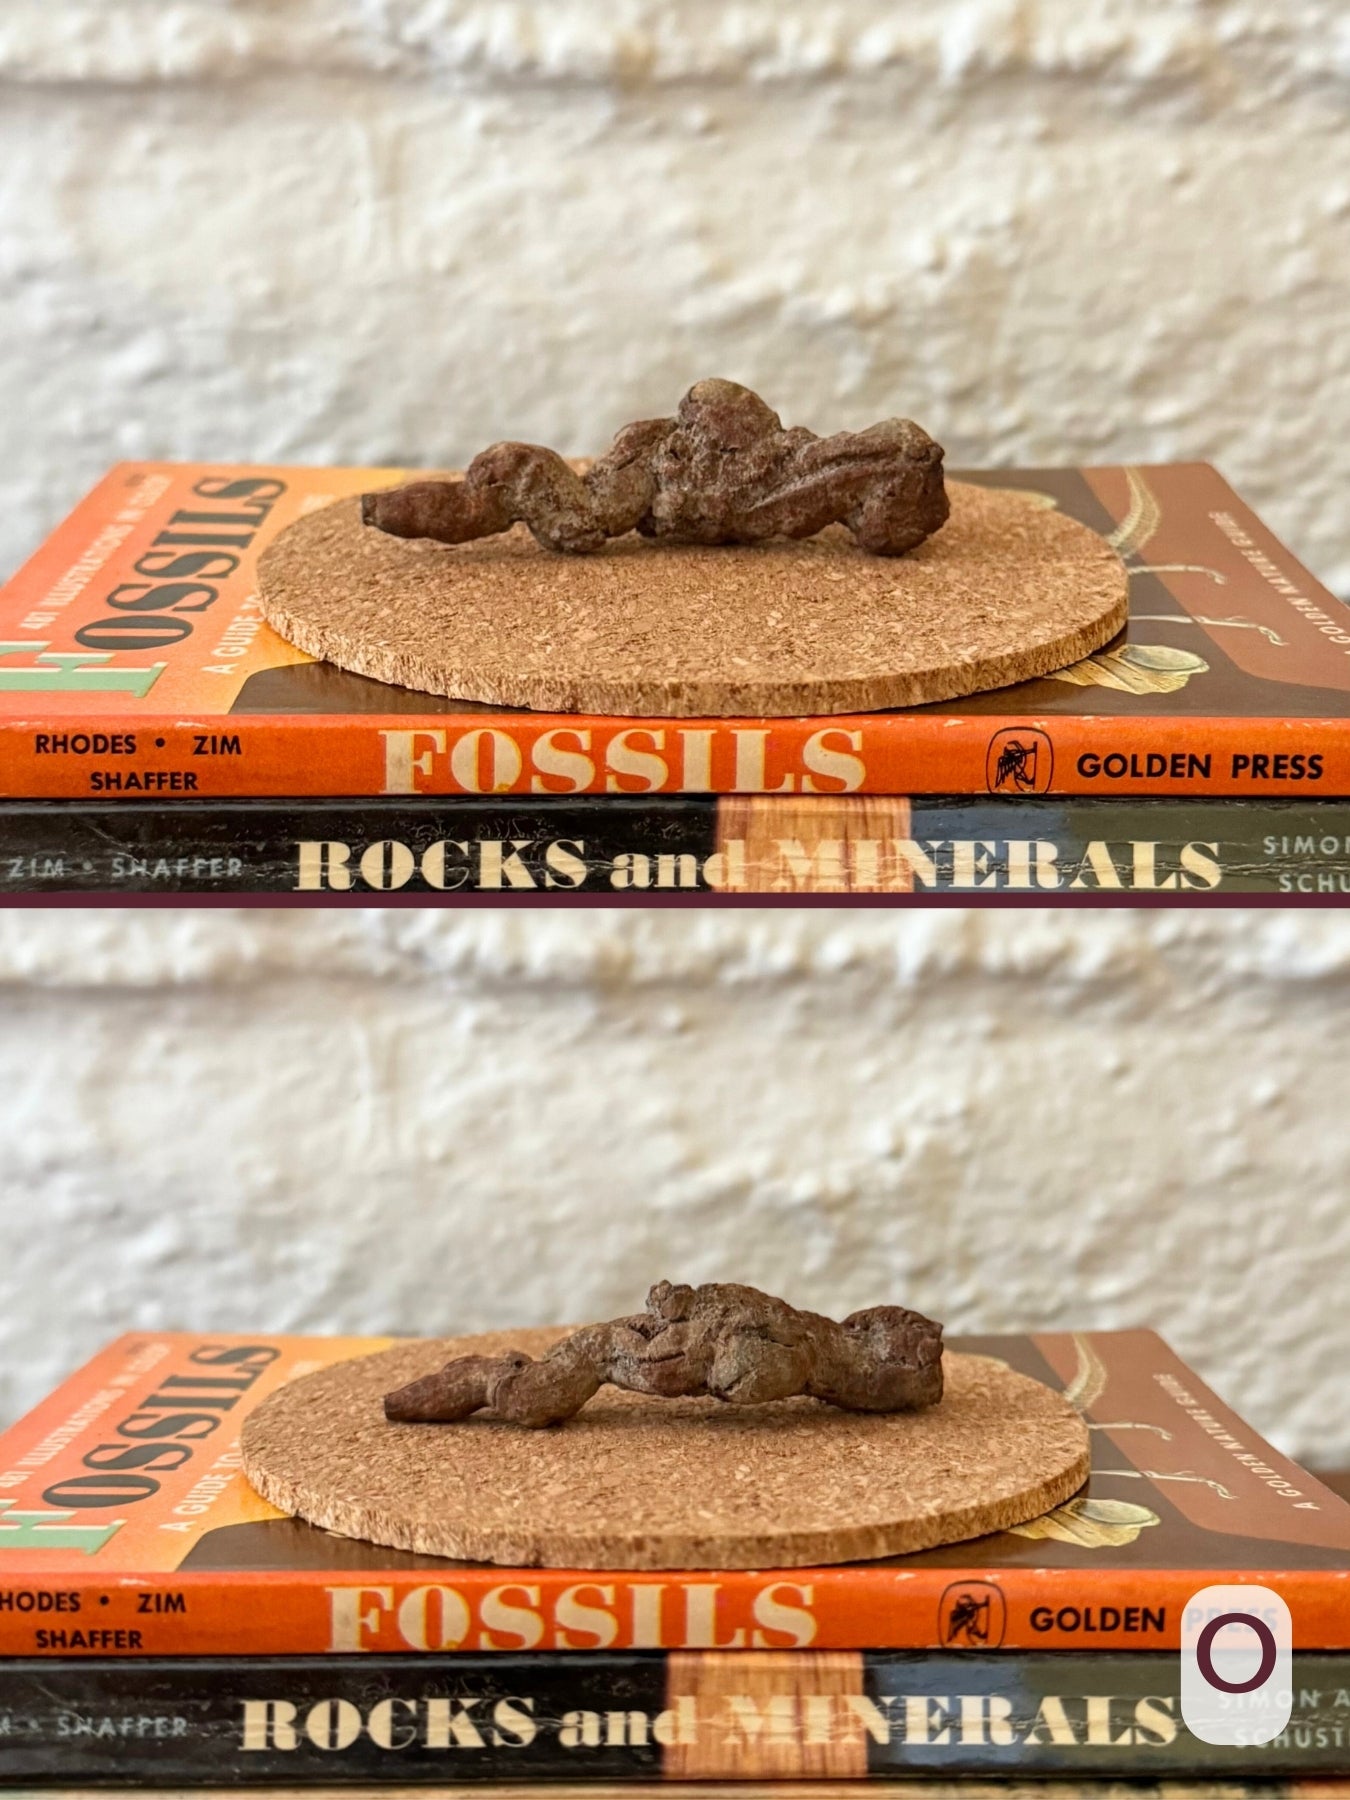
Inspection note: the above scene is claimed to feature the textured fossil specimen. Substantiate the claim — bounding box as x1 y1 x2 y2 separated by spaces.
361 380 949 557
384 1281 944 1428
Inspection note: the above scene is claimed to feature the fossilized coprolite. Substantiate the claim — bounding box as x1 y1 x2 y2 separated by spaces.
384 1281 945 1427
361 380 949 556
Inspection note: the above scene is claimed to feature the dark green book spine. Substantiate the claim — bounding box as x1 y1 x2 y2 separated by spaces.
0 1651 1346 1781
3 794 1350 893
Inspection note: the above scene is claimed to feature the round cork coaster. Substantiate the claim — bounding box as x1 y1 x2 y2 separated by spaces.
256 482 1128 717
240 1330 1090 1570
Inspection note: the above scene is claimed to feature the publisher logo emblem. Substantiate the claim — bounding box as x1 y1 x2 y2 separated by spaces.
1180 1583 1292 1746
986 728 1053 794
940 1581 1006 1647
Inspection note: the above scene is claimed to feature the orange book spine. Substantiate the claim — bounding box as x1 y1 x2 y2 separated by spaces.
0 712 1346 801
0 1565 1347 1658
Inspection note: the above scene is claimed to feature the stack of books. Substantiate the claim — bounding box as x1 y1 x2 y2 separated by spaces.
0 1327 1347 1783
1 462 1350 896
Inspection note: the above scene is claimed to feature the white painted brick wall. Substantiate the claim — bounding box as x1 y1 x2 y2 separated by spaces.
1 909 1347 1470
1 1 1347 594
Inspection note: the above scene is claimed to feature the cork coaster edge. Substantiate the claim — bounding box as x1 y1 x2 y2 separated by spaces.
258 592 1129 719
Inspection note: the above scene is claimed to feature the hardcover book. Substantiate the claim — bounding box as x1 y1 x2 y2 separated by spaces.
2 1648 1350 1781
1 1786 1347 1800
0 463 1347 801
0 1330 1346 1660
5 794 1350 895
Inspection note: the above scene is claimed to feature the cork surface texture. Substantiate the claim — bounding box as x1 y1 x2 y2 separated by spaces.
256 482 1129 717
240 1329 1092 1570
